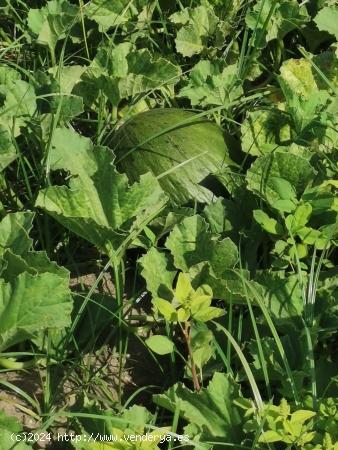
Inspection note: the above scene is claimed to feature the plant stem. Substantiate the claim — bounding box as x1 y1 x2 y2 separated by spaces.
182 321 200 391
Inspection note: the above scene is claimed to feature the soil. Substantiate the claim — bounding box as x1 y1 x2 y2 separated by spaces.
0 269 163 448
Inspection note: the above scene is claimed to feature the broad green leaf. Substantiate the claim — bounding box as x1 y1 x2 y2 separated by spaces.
0 411 32 449
49 65 86 93
109 56 180 106
153 298 177 322
0 125 16 171
0 272 72 352
47 127 99 177
189 262 258 304
279 50 338 98
285 203 312 232
241 109 293 156
139 248 176 301
179 60 242 107
245 0 309 47
115 108 234 205
153 372 245 442
90 42 132 77
314 6 338 40
188 292 211 308
170 4 225 57
270 178 297 202
246 152 314 207
259 430 283 443
27 0 79 53
0 65 20 84
1 249 69 282
165 215 238 275
75 404 166 449
192 305 224 322
280 58 318 98
34 72 65 118
290 410 316 424
177 307 190 322
175 272 193 304
313 48 338 90
84 0 131 31
203 197 241 234
0 211 34 257
248 335 302 381
84 0 148 32
296 227 329 249
174 25 203 57
191 326 215 369
0 212 69 282
253 210 283 235
145 335 174 355
278 52 338 132
36 146 167 256
279 80 330 133
0 67 36 136
43 65 86 120
84 43 181 107
257 273 304 327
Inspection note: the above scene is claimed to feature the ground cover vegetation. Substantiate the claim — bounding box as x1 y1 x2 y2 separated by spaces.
0 0 337 448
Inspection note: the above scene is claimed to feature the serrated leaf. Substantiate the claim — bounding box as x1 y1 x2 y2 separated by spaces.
0 125 17 172
0 67 36 136
170 4 223 57
314 6 338 40
241 109 293 156
174 25 203 57
27 0 79 52
48 127 99 177
44 65 85 120
84 0 148 32
257 273 304 327
189 263 259 304
165 215 238 275
0 272 72 352
153 372 245 442
0 411 32 449
85 43 181 106
36 145 167 256
246 0 309 47
203 197 241 234
139 248 175 302
0 211 34 257
1 249 69 282
246 152 314 207
146 335 174 355
179 60 243 107
278 53 337 133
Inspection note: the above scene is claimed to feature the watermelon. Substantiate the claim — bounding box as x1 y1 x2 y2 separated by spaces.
113 108 234 205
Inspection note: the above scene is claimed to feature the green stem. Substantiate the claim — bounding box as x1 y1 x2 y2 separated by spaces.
182 321 200 391
0 357 43 370
50 47 56 67
113 258 124 403
0 357 34 370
